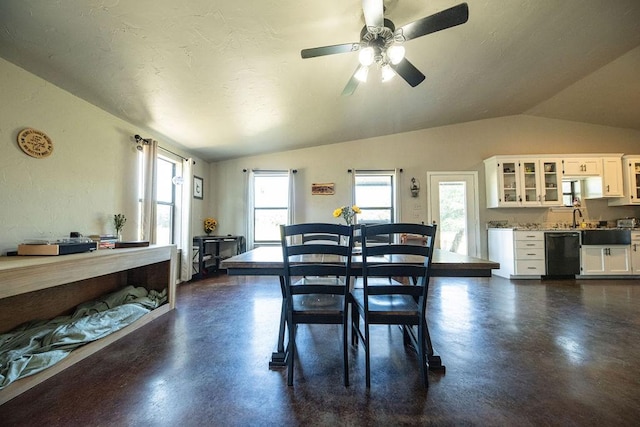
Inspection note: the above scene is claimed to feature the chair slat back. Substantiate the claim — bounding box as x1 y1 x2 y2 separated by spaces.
360 223 437 303
280 223 354 297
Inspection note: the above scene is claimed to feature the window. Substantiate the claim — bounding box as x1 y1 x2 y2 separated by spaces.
252 171 291 244
156 157 177 245
563 180 582 207
354 170 396 225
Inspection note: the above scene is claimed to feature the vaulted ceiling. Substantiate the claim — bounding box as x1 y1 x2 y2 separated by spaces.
1 1 639 162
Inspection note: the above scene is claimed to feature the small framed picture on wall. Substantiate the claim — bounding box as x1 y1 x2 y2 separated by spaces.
193 176 204 199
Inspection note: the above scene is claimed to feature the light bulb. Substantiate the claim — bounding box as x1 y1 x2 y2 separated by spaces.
381 65 395 82
354 65 369 82
358 47 375 66
387 45 405 65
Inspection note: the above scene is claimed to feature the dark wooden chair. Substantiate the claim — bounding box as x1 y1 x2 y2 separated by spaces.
280 223 354 386
350 222 437 388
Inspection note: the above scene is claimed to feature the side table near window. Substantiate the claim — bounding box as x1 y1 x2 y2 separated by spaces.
192 235 245 280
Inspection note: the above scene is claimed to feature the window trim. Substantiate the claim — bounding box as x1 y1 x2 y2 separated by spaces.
249 170 293 247
352 169 398 225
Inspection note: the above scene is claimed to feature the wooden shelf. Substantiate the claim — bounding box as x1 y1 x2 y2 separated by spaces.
0 244 177 405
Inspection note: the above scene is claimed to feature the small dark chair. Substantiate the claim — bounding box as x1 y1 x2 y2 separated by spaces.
280 223 354 386
350 222 437 388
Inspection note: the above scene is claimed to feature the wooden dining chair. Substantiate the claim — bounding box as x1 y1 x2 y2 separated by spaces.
280 223 354 386
350 222 437 388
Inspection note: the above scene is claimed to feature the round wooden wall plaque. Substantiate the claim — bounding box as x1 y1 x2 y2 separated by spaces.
17 128 54 158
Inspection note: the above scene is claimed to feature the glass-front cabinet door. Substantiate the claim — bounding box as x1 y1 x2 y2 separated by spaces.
520 160 539 205
632 160 640 202
499 159 520 206
540 160 561 205
519 159 561 206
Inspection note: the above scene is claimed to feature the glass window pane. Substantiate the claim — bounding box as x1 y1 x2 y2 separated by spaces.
358 209 392 224
255 176 289 207
355 175 392 207
255 209 288 241
157 158 175 203
156 204 172 245
439 181 468 255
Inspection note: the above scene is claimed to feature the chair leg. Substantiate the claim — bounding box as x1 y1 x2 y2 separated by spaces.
343 321 349 387
364 321 371 388
418 320 429 388
287 323 296 386
351 307 359 346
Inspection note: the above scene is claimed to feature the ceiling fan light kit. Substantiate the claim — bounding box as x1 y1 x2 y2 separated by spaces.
301 1 469 95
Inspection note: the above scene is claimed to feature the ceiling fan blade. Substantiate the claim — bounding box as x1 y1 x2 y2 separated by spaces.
390 58 426 87
341 66 363 96
301 43 360 59
396 3 469 42
362 0 384 31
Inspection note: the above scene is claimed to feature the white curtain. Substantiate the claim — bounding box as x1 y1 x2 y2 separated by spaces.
179 158 193 282
141 140 158 243
288 169 295 225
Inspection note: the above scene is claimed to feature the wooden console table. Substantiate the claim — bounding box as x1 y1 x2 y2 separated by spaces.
192 235 245 280
0 244 177 405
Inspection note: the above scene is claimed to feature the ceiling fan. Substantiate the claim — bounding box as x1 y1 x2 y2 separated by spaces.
301 1 469 95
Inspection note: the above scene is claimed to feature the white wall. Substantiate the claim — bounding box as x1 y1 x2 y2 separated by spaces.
3 55 640 259
212 116 640 258
0 58 209 255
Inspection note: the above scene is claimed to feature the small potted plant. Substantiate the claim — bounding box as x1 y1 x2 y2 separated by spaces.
114 213 126 241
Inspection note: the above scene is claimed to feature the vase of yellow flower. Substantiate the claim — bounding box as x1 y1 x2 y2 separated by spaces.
204 217 218 235
114 213 126 241
333 205 361 226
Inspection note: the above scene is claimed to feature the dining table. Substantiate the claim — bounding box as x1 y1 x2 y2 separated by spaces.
221 246 499 370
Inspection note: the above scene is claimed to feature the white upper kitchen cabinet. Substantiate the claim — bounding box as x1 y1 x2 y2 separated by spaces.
562 158 601 176
609 156 640 205
484 156 561 208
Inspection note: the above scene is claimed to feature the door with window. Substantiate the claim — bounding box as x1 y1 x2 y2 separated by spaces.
427 172 480 257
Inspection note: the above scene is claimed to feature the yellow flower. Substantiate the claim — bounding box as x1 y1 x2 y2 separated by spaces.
204 217 218 234
333 205 360 225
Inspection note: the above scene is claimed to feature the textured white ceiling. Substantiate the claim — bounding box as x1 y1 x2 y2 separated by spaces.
1 0 639 161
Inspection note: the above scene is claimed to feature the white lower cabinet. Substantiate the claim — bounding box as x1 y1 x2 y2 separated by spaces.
488 229 545 278
631 232 640 274
580 245 631 275
514 232 545 276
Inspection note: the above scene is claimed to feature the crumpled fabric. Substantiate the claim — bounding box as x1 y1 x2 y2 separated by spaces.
0 285 167 389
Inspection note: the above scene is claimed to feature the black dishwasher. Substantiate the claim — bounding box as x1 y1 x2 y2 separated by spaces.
544 232 581 277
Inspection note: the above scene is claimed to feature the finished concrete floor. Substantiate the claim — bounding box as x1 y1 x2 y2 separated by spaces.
1 274 639 426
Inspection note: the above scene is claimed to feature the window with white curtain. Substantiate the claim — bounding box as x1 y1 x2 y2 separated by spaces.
138 152 183 245
251 170 291 245
353 170 397 224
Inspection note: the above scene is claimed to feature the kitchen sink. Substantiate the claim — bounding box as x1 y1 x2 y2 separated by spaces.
581 229 631 245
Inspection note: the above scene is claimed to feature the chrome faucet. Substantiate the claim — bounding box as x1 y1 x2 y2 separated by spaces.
572 208 583 228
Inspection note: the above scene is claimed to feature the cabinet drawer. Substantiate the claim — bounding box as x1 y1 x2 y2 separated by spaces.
515 248 545 259
514 231 544 241
515 260 546 275
515 240 544 249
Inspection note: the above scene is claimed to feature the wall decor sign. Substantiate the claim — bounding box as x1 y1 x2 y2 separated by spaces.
193 176 204 199
311 183 335 195
17 128 54 158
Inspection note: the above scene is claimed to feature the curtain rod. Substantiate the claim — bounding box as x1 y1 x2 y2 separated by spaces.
159 146 195 164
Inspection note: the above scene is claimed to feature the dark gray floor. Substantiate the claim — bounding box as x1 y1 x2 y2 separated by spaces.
2 274 640 426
